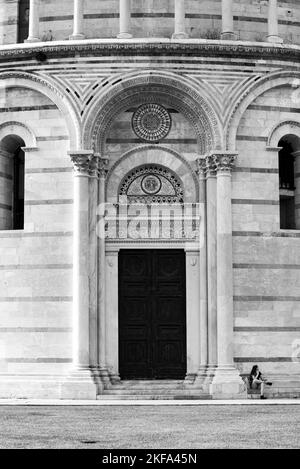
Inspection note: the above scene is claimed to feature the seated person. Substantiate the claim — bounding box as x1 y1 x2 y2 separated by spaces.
249 365 272 399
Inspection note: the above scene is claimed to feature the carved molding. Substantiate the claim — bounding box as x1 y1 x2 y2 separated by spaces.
0 41 299 62
106 144 198 202
83 72 221 155
0 121 37 148
119 164 184 204
268 120 300 147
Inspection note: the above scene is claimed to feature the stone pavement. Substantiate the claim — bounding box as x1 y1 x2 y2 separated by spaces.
0 398 300 406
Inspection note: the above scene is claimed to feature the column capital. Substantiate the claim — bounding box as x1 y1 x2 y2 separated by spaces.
196 157 207 177
212 152 237 174
68 150 96 176
95 154 109 179
206 155 217 177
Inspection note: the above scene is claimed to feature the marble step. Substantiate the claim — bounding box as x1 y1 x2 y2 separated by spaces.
267 391 300 397
101 388 205 395
118 380 184 386
107 384 187 391
97 394 212 400
249 391 300 399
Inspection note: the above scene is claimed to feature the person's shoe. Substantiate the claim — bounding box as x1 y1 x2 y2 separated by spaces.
260 395 267 399
266 382 272 386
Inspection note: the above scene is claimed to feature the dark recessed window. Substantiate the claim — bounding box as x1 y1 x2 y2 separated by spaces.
18 0 30 43
0 135 25 231
278 135 300 230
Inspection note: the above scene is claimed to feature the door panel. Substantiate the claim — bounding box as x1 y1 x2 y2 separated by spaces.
119 249 186 379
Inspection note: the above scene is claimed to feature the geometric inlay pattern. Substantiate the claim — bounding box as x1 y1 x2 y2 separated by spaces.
119 164 184 204
132 104 172 142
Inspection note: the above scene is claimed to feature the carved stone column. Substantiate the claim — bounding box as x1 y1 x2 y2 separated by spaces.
205 155 218 382
221 0 235 41
210 152 246 399
70 0 86 40
195 158 208 387
97 157 111 386
268 0 283 43
172 0 188 39
117 0 133 39
26 0 40 42
61 151 98 399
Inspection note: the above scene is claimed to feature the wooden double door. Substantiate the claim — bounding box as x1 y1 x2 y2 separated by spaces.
119 250 187 379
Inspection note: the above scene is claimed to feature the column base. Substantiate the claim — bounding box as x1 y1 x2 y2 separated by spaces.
69 34 86 40
172 32 189 40
90 367 105 394
25 37 40 43
267 35 283 44
97 366 112 389
184 373 196 385
210 366 247 399
60 369 98 400
109 373 121 385
117 33 133 39
193 367 210 391
221 31 236 41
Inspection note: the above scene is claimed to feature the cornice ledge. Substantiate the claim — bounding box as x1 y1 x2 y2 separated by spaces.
0 39 300 61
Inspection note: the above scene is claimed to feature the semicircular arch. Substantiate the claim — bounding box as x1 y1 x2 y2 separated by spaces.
106 145 198 203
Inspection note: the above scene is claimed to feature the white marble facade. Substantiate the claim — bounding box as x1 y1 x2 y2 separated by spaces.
0 2 300 400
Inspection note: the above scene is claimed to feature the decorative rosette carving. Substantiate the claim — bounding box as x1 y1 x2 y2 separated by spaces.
132 103 172 142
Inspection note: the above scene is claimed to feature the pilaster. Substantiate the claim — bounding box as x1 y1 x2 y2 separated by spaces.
60 150 98 399
210 152 246 399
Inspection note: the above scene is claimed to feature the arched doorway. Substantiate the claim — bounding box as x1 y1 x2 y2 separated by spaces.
104 143 199 382
117 161 188 379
